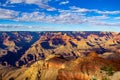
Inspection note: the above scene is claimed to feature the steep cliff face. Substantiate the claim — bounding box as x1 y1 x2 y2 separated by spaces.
0 31 120 80
0 55 65 80
56 52 120 80
0 32 40 66
0 31 119 66
16 32 120 66
0 52 120 80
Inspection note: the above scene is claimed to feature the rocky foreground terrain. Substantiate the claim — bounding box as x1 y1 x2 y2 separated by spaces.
0 31 120 80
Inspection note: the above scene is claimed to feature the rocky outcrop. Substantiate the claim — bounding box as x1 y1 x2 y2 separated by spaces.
0 31 119 67
0 52 120 80
3 31 116 67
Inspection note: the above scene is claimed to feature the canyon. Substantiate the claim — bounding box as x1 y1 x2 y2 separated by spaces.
0 31 120 80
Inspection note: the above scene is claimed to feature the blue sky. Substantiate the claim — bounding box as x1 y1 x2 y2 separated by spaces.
0 0 120 31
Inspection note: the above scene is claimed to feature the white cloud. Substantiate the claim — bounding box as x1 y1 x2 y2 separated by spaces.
70 6 90 13
17 12 46 22
0 8 19 19
16 11 87 24
69 6 120 15
0 24 56 31
56 13 87 24
0 6 120 27
58 6 90 13
8 0 47 4
95 10 120 15
8 0 23 3
46 7 56 11
0 24 25 29
89 21 120 26
59 1 69 5
7 0 56 11
87 15 109 20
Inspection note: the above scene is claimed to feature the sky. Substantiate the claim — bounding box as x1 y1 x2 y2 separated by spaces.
0 0 120 31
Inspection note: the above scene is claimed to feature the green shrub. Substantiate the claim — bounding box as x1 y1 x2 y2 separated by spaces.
101 65 115 76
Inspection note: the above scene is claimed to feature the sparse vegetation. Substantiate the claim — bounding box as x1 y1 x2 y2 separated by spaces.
90 77 97 80
101 65 115 76
102 77 111 80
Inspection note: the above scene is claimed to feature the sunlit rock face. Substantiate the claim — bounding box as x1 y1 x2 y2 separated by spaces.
0 31 120 80
14 31 120 67
0 52 120 80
